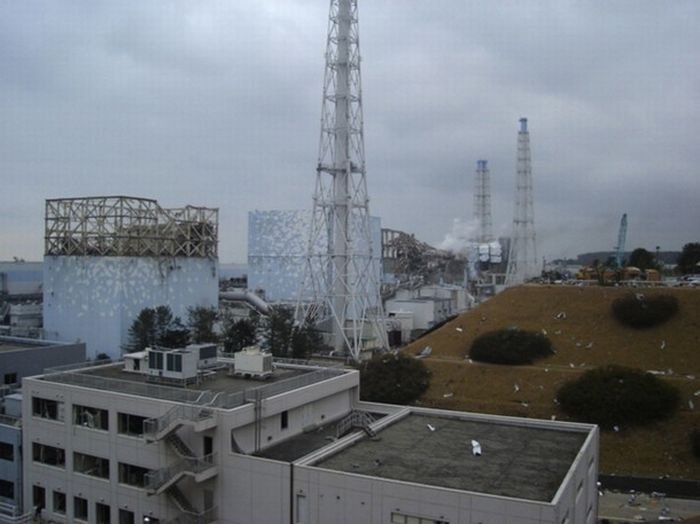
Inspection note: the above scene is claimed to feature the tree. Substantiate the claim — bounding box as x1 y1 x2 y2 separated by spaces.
221 313 258 353
557 365 680 429
359 352 430 405
677 242 700 274
188 306 219 343
628 248 658 271
290 325 323 359
127 305 190 351
262 306 295 357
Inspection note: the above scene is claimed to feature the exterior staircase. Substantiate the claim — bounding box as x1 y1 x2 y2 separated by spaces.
336 410 377 439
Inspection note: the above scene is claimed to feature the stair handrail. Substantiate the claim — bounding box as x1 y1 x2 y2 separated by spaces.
145 452 218 491
143 404 214 439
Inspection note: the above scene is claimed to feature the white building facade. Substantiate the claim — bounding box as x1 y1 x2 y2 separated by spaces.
22 357 598 524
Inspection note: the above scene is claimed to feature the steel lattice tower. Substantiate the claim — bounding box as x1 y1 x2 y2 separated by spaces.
505 118 538 285
296 0 386 360
473 160 493 243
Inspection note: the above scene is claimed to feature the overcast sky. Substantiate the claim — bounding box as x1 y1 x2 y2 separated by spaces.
1 1 698 263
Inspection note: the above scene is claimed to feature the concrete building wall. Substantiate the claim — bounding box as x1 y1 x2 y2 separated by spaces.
43 256 218 359
0 422 22 511
248 210 382 303
0 337 85 385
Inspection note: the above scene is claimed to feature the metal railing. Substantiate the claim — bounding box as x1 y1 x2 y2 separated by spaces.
245 368 346 402
43 372 204 403
0 414 20 427
336 410 377 438
145 452 217 492
164 506 217 524
143 405 215 440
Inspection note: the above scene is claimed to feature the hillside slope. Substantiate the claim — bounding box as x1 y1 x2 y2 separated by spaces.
405 285 700 479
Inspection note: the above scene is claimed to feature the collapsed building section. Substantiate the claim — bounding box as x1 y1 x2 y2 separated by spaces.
43 196 219 360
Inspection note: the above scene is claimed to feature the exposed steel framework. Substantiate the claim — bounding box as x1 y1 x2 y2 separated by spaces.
296 0 386 360
45 196 218 258
505 118 538 285
473 160 494 244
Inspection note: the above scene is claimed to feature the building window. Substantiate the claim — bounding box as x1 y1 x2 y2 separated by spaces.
148 351 164 370
0 442 13 461
118 412 147 437
53 491 66 515
32 396 64 421
73 404 109 430
119 509 135 524
391 513 449 524
166 353 182 372
281 410 289 430
0 480 14 500
96 502 111 524
74 451 110 479
74 496 88 521
3 373 17 385
32 442 65 468
33 485 46 511
119 462 150 488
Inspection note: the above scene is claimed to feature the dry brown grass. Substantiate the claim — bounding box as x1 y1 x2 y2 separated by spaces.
404 285 700 479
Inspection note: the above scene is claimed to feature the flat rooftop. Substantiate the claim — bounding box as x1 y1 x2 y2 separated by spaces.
0 339 50 353
41 362 347 405
314 413 588 502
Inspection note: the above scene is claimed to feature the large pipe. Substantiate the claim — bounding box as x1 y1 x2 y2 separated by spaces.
219 291 271 315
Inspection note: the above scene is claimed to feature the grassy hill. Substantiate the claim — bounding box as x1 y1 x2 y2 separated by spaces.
404 285 700 479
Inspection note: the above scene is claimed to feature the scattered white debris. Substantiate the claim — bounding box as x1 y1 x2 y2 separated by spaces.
442 392 454 398
427 424 436 432
521 402 529 408
694 390 700 397
660 340 666 350
686 375 695 380
480 315 487 322
553 398 559 404
455 327 463 333
585 342 593 349
635 293 645 301
539 385 544 390
550 415 556 421
544 367 549 373
541 328 548 335
513 384 520 393
647 370 666 376
554 330 562 335
416 346 432 359
467 358 473 364
613 425 620 432
555 311 567 320
471 440 482 456
569 363 575 368
576 342 582 348
689 399 695 410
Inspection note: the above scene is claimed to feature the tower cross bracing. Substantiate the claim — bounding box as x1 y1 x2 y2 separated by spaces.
296 0 386 360
473 160 493 244
505 118 538 285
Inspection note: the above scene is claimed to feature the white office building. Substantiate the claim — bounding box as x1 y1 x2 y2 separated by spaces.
22 351 598 524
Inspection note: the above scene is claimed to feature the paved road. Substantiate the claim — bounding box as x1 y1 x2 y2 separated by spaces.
599 490 700 522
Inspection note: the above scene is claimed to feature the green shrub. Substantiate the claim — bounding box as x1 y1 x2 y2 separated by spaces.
469 329 554 365
557 365 680 429
691 429 700 459
611 293 678 329
359 353 430 405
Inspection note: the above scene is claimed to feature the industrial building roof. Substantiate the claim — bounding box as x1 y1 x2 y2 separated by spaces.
0 338 53 353
313 413 589 502
40 362 347 406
